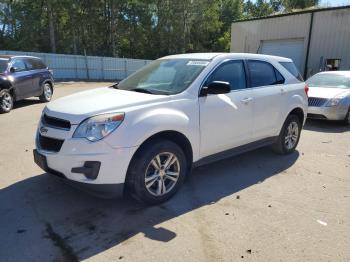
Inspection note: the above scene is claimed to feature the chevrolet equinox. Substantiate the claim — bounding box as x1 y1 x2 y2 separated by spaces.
34 53 308 204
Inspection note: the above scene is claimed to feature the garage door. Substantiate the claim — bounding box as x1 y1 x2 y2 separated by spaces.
259 39 304 72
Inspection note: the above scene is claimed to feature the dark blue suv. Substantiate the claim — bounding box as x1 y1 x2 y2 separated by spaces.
0 55 54 113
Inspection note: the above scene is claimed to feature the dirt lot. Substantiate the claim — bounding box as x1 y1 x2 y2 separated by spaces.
0 82 349 262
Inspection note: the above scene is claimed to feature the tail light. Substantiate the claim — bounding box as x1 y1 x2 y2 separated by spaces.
304 84 309 96
49 69 54 75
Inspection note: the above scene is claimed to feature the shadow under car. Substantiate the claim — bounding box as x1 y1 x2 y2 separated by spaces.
0 147 299 261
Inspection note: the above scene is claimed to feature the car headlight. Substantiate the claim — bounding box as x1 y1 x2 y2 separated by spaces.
326 97 343 107
73 113 124 142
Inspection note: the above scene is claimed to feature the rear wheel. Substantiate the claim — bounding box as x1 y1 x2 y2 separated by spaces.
39 83 53 102
0 90 14 113
127 139 187 205
272 114 301 155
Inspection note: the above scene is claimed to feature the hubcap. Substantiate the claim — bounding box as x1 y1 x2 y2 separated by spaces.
145 152 180 196
1 93 13 110
44 84 52 100
285 121 299 150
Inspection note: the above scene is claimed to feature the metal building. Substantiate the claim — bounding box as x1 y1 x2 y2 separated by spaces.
230 5 350 78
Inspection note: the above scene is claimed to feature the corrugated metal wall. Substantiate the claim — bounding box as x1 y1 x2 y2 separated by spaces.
231 7 350 78
230 13 311 74
307 9 350 76
0 50 152 81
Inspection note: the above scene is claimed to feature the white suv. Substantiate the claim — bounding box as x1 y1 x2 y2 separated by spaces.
34 53 308 204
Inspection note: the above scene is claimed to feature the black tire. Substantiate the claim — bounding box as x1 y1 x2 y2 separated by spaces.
344 109 350 125
127 139 188 205
39 82 53 102
272 114 301 155
0 90 14 113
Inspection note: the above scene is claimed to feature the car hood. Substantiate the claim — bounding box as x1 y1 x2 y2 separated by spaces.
308 86 350 99
45 87 169 124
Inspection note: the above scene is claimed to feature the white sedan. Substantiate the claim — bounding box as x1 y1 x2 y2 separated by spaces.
307 71 350 125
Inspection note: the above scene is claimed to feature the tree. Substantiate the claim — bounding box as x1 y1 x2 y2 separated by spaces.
0 0 321 58
244 0 274 18
283 0 319 10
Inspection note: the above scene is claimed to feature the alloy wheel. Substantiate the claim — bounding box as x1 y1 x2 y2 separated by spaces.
284 121 299 150
44 84 52 100
144 152 180 196
1 93 13 111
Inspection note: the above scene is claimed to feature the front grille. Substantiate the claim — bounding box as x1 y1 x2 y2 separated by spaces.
308 97 328 107
39 134 64 152
42 114 71 130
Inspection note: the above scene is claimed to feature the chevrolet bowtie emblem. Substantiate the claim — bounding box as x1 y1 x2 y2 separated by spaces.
40 126 48 135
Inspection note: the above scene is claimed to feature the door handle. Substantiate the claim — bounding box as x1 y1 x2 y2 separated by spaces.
241 97 253 104
280 88 286 95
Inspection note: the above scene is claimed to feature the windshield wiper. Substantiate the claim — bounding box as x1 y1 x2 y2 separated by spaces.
110 82 120 89
129 88 155 94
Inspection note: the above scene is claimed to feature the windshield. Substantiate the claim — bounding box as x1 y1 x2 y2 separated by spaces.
0 59 9 73
117 59 210 95
307 73 350 89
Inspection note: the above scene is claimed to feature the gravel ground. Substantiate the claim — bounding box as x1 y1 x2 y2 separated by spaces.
0 82 349 262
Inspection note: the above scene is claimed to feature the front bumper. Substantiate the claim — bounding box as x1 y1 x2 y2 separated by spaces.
34 120 138 197
34 149 124 198
308 105 348 121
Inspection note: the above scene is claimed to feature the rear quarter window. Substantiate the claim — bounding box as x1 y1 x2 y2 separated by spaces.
280 62 303 82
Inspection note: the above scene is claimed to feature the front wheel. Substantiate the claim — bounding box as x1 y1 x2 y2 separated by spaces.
127 139 187 205
344 109 350 125
272 114 301 155
0 90 14 113
39 83 53 102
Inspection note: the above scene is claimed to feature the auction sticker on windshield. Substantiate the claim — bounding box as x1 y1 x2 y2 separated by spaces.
187 61 210 66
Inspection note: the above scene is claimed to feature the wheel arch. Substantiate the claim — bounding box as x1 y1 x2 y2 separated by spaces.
275 106 305 137
288 107 305 125
125 130 194 185
0 80 15 100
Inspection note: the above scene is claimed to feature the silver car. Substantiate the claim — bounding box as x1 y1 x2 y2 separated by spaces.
307 71 350 125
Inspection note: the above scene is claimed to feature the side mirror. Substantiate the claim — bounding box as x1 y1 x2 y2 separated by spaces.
9 67 16 73
200 81 231 96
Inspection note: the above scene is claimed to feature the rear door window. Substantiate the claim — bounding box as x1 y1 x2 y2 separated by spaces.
25 58 47 70
247 60 283 88
280 62 303 81
207 60 247 90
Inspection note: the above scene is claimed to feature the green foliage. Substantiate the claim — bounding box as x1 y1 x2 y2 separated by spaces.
0 0 319 58
244 0 274 18
284 0 319 11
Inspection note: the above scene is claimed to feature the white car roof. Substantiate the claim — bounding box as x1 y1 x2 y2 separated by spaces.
314 71 350 77
161 52 292 62
161 53 224 60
